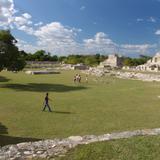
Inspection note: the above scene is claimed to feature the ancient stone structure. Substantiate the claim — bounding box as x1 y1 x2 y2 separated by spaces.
136 52 160 72
26 61 59 69
1 128 160 160
25 70 60 75
99 54 123 68
60 64 88 70
72 63 89 70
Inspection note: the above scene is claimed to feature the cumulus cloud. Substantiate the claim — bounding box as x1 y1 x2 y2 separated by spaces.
83 32 118 53
32 22 81 54
14 13 32 26
22 13 32 19
12 12 34 34
18 25 34 34
155 29 160 35
16 29 156 56
120 44 156 54
0 0 15 27
16 39 39 53
0 0 33 33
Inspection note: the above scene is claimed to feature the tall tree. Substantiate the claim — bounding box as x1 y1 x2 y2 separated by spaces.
0 30 26 71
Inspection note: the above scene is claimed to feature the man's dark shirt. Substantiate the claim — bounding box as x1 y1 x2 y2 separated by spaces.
45 96 49 104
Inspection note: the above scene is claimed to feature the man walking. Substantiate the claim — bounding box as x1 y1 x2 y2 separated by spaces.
42 93 52 112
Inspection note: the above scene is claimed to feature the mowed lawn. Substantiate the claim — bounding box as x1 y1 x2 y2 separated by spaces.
56 135 160 160
1 70 160 145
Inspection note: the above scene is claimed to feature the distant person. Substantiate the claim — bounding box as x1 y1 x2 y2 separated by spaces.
42 93 52 112
78 74 81 83
85 75 88 83
75 74 79 82
73 76 76 83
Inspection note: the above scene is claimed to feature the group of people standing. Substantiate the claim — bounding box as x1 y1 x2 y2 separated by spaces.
73 74 88 83
73 74 82 83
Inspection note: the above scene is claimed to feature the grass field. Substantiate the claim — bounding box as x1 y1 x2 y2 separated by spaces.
55 135 160 160
1 70 160 146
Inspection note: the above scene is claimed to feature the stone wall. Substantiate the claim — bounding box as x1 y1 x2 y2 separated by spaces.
1 128 160 160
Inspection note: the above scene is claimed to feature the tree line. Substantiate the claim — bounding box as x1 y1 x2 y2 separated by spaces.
122 55 151 67
23 50 151 67
22 50 108 66
0 29 153 71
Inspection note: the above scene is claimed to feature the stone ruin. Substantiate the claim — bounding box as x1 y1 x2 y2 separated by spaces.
136 52 160 72
25 70 60 75
99 54 123 69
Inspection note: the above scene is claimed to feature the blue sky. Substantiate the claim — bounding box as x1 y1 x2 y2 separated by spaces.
1 0 160 56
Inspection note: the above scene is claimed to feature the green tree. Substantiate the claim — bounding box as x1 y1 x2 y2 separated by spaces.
65 55 83 64
58 56 67 62
84 56 99 66
0 30 26 71
123 58 134 66
33 50 46 61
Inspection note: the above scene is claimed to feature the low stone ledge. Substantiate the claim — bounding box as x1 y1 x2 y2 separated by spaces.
1 128 160 160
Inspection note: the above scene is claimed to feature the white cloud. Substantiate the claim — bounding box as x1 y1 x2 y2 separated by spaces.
13 13 33 34
34 22 76 43
137 17 157 23
120 44 156 54
16 29 156 56
80 6 86 11
33 22 81 54
22 13 32 19
16 39 39 53
148 17 156 23
18 25 34 34
0 0 15 27
0 0 33 33
14 15 32 26
34 22 43 26
136 18 144 22
83 32 118 53
155 29 160 35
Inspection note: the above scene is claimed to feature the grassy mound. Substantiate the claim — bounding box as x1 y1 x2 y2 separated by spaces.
56 135 160 160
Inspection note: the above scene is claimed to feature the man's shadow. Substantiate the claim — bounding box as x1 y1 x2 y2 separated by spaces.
53 111 73 114
42 110 73 114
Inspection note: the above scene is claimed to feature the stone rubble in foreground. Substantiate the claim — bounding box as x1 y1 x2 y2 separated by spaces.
1 128 160 160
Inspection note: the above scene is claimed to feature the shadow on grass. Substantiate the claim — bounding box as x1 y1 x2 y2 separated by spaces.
1 83 88 92
0 135 41 147
42 110 73 114
0 123 40 147
0 122 8 134
0 76 10 82
53 111 73 114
